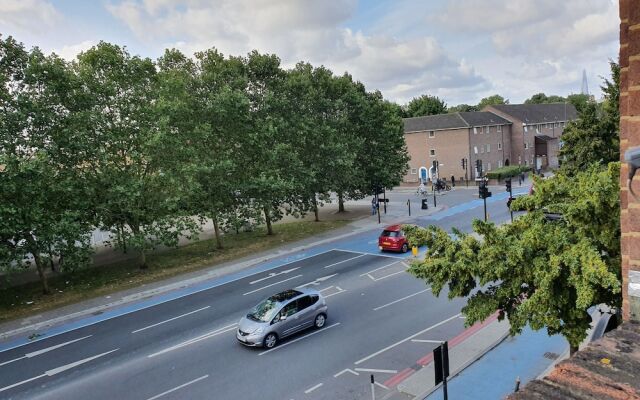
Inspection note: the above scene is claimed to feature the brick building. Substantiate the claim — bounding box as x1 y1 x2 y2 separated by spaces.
403 112 512 183
620 0 640 321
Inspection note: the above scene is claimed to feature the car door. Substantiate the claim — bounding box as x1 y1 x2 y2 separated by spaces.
278 300 300 337
295 295 316 330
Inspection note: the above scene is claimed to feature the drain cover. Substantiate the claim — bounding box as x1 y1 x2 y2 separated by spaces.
544 352 560 360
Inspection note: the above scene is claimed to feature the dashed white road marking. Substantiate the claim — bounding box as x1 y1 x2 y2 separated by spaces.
259 323 340 356
372 288 431 311
132 306 210 333
304 383 323 394
148 324 237 358
0 335 92 367
146 375 209 400
411 339 444 344
296 274 337 288
354 314 461 365
360 261 401 277
354 368 397 374
334 368 359 378
331 248 402 260
243 275 303 296
249 268 300 285
323 254 366 268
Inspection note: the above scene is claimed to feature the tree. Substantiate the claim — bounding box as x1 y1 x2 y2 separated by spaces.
559 62 619 175
567 93 591 114
524 93 566 104
408 164 621 354
448 104 478 113
404 94 447 118
477 94 508 109
0 37 94 293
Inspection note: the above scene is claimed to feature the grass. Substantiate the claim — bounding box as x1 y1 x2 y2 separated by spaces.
0 220 349 324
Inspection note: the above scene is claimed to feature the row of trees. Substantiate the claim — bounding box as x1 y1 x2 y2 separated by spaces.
402 94 510 118
407 62 621 354
0 36 409 293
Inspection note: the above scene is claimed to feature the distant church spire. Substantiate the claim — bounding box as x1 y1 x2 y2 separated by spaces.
581 69 589 95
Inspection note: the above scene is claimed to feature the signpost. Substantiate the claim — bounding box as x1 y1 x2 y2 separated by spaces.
434 341 450 400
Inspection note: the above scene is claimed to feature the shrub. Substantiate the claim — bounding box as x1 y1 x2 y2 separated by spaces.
486 165 531 180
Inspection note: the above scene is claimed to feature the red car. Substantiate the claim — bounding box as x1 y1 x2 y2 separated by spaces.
378 224 409 253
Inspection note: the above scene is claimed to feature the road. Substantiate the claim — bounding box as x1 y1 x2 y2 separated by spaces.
0 185 526 400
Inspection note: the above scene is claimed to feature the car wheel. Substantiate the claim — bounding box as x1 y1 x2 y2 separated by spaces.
401 243 408 253
263 333 278 349
314 313 327 329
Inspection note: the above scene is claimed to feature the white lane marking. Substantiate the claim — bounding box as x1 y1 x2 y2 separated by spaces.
243 275 303 296
0 335 92 367
46 348 119 376
354 314 461 365
296 274 337 288
323 286 346 299
259 323 341 356
373 288 431 311
0 374 46 393
323 254 366 268
249 268 300 285
148 324 238 358
146 375 209 400
411 339 444 343
334 368 359 378
375 382 389 390
331 249 403 260
132 307 210 334
401 261 411 268
360 261 401 277
304 383 323 394
354 368 397 374
374 270 407 281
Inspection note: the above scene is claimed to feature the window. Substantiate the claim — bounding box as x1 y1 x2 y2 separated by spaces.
410 168 417 175
429 131 435 138
381 230 400 237
282 302 298 318
524 142 529 149
498 160 503 168
474 127 479 134
297 296 314 311
525 159 529 166
480 146 484 153
524 126 528 133
536 124 541 133
555 122 560 128
474 146 478 154
518 155 522 164
498 142 502 150
484 126 489 134
487 162 492 171
497 125 502 132
430 149 436 156
486 144 491 153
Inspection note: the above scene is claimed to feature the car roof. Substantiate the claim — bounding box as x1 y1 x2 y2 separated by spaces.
267 289 303 303
383 224 402 231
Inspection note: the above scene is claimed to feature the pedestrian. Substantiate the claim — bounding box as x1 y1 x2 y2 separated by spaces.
451 175 456 187
371 197 377 215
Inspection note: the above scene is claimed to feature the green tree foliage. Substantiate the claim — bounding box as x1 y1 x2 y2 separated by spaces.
477 94 509 109
404 94 447 117
448 104 478 113
408 164 621 353
524 93 567 104
559 62 619 175
566 93 591 114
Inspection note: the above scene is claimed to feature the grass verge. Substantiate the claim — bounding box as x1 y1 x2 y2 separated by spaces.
0 220 349 324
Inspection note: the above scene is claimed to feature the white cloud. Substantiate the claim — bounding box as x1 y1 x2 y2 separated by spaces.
52 40 98 61
0 0 63 34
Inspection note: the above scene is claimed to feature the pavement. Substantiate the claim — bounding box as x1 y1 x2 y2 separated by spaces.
0 178 577 400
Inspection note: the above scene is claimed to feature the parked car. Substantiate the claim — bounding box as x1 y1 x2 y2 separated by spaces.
378 224 409 253
237 288 328 348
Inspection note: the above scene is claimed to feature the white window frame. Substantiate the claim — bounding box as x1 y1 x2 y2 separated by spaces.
474 146 478 154
484 126 489 134
487 144 491 153
525 159 529 166
524 142 529 149
498 142 502 150
480 146 485 153
473 127 479 134
411 168 417 175
429 131 435 138
430 149 436 157
524 125 528 133
487 162 492 171
498 160 503 168
497 125 502 132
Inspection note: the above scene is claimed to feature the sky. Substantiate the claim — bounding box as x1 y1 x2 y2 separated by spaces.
0 0 620 106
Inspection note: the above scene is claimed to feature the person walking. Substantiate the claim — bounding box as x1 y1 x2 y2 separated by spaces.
371 197 377 215
451 175 456 187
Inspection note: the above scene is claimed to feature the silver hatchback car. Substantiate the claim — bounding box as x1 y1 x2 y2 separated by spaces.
237 288 328 348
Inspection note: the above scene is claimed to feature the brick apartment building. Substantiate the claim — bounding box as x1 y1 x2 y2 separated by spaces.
403 103 577 184
403 112 512 183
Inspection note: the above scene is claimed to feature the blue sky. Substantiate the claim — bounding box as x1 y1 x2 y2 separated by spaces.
0 0 619 105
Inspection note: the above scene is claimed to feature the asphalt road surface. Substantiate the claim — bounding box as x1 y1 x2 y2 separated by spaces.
0 185 526 400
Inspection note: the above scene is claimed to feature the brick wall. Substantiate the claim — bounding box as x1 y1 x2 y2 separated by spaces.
403 128 470 184
620 0 640 321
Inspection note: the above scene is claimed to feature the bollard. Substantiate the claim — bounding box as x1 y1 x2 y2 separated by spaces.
370 374 375 400
514 376 521 392
412 246 418 257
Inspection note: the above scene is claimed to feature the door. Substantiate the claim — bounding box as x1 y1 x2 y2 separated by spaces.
278 301 300 337
295 295 317 330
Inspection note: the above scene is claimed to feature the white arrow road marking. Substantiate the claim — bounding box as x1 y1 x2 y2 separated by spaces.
354 368 397 374
132 307 210 334
148 324 238 358
249 268 300 285
243 275 303 296
334 368 359 378
0 348 119 393
296 274 338 288
146 375 209 400
0 335 92 367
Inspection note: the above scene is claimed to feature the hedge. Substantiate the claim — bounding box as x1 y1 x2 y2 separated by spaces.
485 165 532 180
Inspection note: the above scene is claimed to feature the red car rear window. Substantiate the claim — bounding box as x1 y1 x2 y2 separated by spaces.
381 230 400 237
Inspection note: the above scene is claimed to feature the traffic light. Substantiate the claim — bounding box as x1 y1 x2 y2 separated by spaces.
476 159 483 177
461 158 466 169
505 179 512 192
479 181 492 199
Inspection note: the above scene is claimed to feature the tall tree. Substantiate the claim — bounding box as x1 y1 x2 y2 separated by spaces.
404 94 447 118
566 93 591 114
477 94 509 109
408 164 621 354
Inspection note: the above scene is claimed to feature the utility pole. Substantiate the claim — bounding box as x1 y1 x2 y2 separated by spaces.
506 178 513 222
477 160 491 221
462 158 468 187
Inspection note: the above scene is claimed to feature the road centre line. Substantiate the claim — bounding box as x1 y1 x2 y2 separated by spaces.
148 324 237 358
354 314 461 365
243 275 303 296
360 261 402 277
250 268 300 285
146 375 209 400
0 348 119 393
411 339 444 343
296 274 338 288
304 383 323 394
323 254 366 268
132 306 210 334
259 323 340 356
354 368 397 374
334 368 359 377
373 288 431 311
0 335 92 367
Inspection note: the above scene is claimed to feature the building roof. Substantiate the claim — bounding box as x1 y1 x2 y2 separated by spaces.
403 112 511 133
507 321 640 400
488 103 578 124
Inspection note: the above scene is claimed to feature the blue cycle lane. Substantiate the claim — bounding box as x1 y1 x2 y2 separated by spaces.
0 187 528 353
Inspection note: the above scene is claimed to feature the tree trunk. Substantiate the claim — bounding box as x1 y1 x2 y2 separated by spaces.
139 248 147 270
33 251 50 295
264 205 273 235
212 215 223 249
569 344 579 356
338 192 345 213
313 195 320 222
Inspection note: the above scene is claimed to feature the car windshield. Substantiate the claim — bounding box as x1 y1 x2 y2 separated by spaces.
247 289 302 322
381 230 399 237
